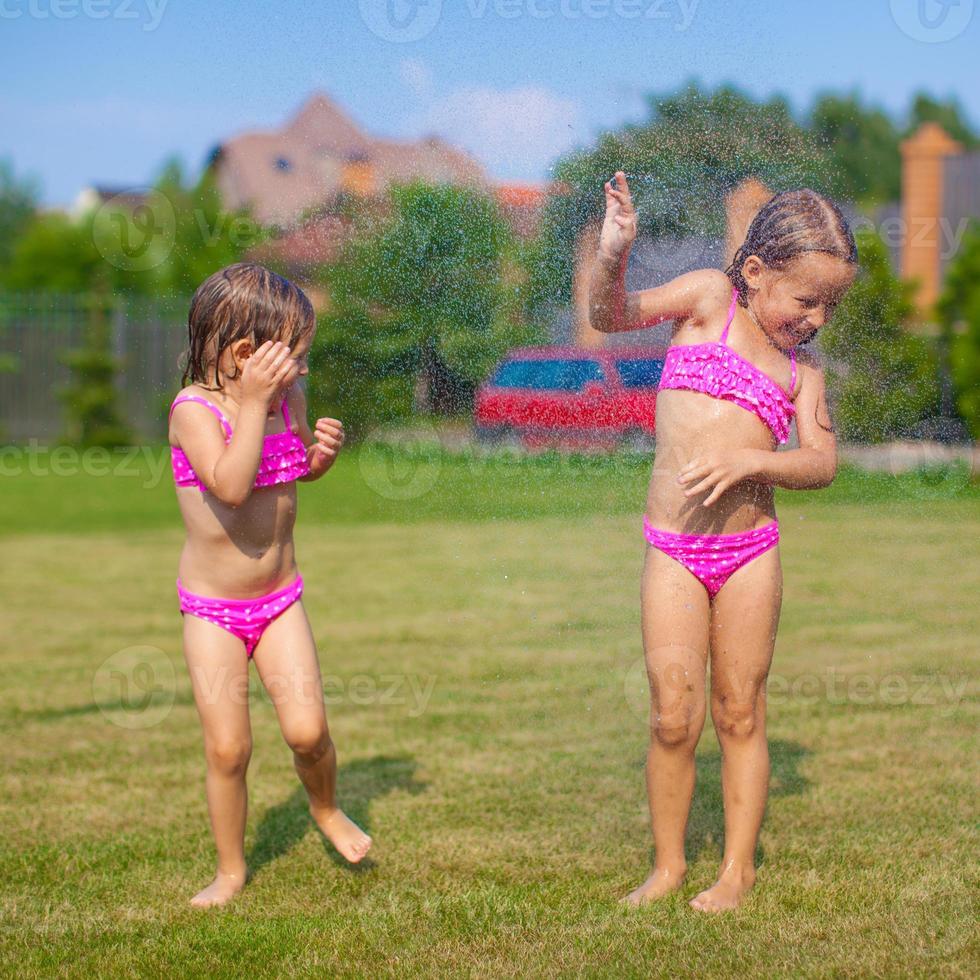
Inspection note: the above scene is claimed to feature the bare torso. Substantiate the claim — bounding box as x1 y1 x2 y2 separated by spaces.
170 387 301 597
645 299 801 535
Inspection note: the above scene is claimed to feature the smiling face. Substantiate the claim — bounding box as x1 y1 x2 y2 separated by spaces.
740 251 857 349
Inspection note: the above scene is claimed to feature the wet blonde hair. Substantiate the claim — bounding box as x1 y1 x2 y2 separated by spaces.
180 262 315 389
725 189 858 304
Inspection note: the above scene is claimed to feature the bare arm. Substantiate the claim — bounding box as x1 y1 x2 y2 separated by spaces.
748 354 838 490
588 171 724 333
591 261 728 334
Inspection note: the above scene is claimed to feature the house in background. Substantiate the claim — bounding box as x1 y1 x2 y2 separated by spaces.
206 92 563 297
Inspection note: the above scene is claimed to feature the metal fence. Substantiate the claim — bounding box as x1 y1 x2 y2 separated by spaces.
0 292 187 444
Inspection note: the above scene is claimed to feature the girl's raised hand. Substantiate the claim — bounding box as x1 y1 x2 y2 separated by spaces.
312 418 345 464
599 170 637 262
240 341 299 408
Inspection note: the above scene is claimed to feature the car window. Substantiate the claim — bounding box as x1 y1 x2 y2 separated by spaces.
616 358 664 388
492 359 605 391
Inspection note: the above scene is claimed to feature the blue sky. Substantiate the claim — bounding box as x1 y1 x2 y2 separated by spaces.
2 0 979 206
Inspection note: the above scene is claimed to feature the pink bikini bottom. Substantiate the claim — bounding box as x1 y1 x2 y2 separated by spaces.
642 517 779 599
176 574 304 657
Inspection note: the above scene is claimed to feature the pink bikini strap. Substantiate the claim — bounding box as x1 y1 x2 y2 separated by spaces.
718 286 739 346
169 395 233 439
789 349 797 395
281 397 291 431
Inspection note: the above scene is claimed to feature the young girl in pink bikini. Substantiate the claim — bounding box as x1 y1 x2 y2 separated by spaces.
590 173 857 912
169 262 371 908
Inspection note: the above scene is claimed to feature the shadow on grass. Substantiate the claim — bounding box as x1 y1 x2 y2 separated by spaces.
666 739 810 870
246 754 428 878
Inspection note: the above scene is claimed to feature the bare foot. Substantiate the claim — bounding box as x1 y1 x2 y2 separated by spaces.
689 864 756 913
309 804 372 863
620 866 687 906
189 869 247 908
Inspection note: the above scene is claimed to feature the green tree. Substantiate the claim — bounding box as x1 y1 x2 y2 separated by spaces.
820 229 941 442
310 181 541 436
807 90 902 205
936 219 980 440
1 211 107 293
906 92 980 149
0 159 39 274
1 158 261 298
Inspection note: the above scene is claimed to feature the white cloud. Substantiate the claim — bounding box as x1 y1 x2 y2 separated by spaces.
403 84 584 181
399 58 435 102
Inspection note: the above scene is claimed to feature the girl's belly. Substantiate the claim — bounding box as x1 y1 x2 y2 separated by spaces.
646 390 779 534
174 484 300 597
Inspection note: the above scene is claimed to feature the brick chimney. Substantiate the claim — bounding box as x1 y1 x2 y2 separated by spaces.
900 122 963 314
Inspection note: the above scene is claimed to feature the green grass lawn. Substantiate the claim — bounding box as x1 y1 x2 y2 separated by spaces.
1 448 977 977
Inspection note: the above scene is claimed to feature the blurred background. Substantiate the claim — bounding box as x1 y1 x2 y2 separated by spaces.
1 4 978 976
1 0 979 454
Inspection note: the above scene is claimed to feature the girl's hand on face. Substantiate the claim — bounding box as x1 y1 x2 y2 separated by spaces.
240 341 299 408
677 450 760 507
598 170 637 262
312 418 345 462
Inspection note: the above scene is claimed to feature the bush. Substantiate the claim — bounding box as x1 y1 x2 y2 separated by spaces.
819 228 941 443
937 219 980 441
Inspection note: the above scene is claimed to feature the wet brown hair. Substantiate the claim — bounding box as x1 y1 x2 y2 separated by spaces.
725 189 858 304
180 262 315 390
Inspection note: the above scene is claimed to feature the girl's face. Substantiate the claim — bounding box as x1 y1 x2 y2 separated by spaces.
742 251 856 349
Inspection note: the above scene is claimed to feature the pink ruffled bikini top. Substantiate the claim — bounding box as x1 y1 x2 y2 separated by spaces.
169 394 310 492
657 286 798 444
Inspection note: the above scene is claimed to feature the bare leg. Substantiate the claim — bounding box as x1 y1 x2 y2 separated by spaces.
253 600 372 863
689 544 782 913
182 614 253 908
622 546 710 905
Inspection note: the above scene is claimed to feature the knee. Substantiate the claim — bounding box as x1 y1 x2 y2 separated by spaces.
650 701 700 748
712 695 761 739
285 722 332 762
206 737 252 775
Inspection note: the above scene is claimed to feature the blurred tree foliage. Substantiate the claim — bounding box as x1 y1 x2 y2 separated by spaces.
309 181 543 436
819 229 941 442
906 92 980 150
936 220 980 440
807 90 902 207
0 159 39 274
0 159 260 298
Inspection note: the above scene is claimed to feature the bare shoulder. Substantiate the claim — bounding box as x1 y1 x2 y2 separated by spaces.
657 268 735 339
689 268 737 325
791 345 830 401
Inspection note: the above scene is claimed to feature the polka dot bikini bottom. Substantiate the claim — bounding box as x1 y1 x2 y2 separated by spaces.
642 517 779 599
177 574 304 657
